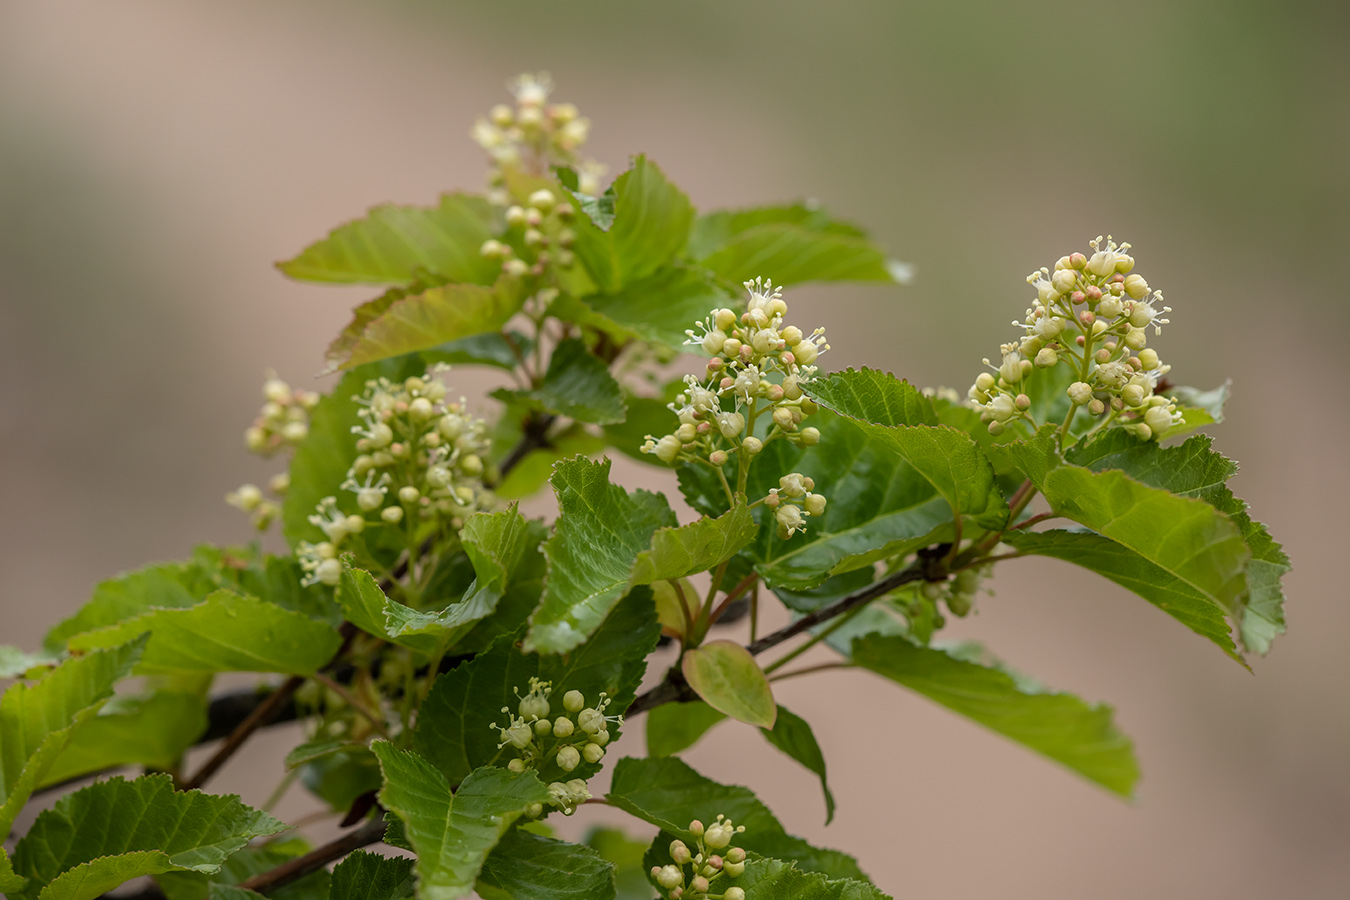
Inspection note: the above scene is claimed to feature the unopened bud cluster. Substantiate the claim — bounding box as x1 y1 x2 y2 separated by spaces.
491 679 619 816
472 72 606 204
297 366 491 587
651 816 747 900
968 236 1182 440
228 373 318 530
642 278 829 535
920 567 986 621
764 472 827 539
480 185 578 277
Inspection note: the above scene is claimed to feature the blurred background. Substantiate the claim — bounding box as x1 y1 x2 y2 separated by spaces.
2 1 1348 897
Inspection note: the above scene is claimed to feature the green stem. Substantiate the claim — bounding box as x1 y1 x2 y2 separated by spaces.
763 603 868 675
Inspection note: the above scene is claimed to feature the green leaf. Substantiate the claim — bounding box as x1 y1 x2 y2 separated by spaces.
697 220 906 286
412 591 659 786
42 688 209 785
761 705 836 825
681 641 777 729
1064 430 1288 654
565 156 695 293
372 744 549 900
1004 529 1241 662
606 757 865 881
429 331 529 370
0 647 59 680
990 429 1251 619
44 561 218 651
687 202 867 259
681 408 956 591
477 830 616 900
497 338 626 425
277 193 498 286
851 635 1139 797
1165 381 1230 438
329 850 415 900
558 266 734 351
582 828 651 900
339 512 543 655
645 701 727 757
2 848 28 894
629 504 758 587
68 590 342 675
806 369 1008 529
158 837 331 900
339 277 527 369
10 774 285 900
732 858 891 900
526 457 677 654
0 637 146 838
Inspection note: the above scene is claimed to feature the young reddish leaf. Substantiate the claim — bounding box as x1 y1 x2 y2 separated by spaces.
681 641 777 729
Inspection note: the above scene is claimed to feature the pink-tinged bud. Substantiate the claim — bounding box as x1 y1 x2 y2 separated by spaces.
1071 290 1086 305
1085 286 1103 302
767 384 784 401
707 357 725 372
1079 311 1095 326
696 421 712 434
720 377 735 390
1069 252 1087 269
1088 398 1105 416
781 351 796 367
1075 335 1086 347
709 450 727 466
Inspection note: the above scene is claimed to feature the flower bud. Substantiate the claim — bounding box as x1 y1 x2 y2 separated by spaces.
505 205 527 227
1034 347 1058 368
804 493 827 516
741 436 763 455
398 486 420 504
690 876 709 894
1088 398 1106 416
709 449 728 465
701 329 727 356
556 745 581 771
502 721 533 749
677 423 698 443
975 372 996 392
655 435 682 464
578 707 606 734
1098 297 1122 319
798 426 821 446
704 824 732 850
1144 405 1173 435
717 412 746 440
1088 248 1117 277
990 394 1016 422
721 338 742 357
507 758 527 773
1051 268 1077 293
1067 382 1093 406
381 505 404 524
1138 348 1160 370
1123 274 1149 299
552 716 575 737
1115 254 1135 274
714 308 737 330
688 820 705 836
582 742 605 764
671 841 692 864
535 718 552 736
1124 328 1147 351
794 341 819 365
1122 384 1146 408
772 407 795 430
527 189 556 212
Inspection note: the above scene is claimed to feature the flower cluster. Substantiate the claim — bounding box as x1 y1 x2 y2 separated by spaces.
490 680 620 816
642 278 830 535
226 373 319 530
296 366 491 587
471 72 606 205
967 236 1181 441
651 816 748 900
764 472 828 539
480 185 578 276
922 567 985 620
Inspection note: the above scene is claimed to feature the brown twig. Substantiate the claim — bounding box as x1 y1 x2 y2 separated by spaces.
179 674 305 791
237 816 387 893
